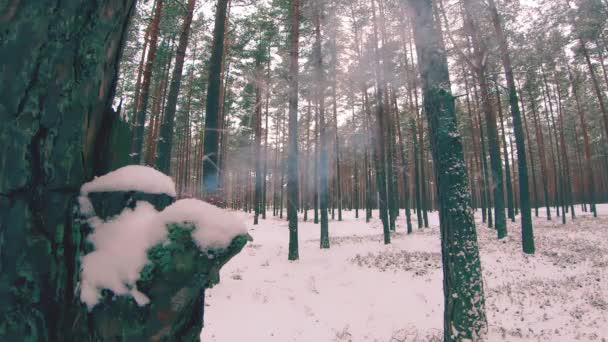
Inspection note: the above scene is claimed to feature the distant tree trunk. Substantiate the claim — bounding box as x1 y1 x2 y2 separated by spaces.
528 87 552 220
131 19 152 124
314 100 320 224
132 0 163 164
540 70 561 218
156 0 196 174
554 72 575 219
304 100 312 222
203 0 230 202
217 1 232 190
567 64 597 217
580 39 608 141
463 0 506 239
518 82 540 218
254 52 263 225
263 52 271 220
332 80 343 221
0 1 137 340
287 0 301 259
352 101 360 219
314 0 330 249
474 84 493 228
418 112 430 228
395 96 413 233
466 71 487 222
412 118 423 228
363 90 374 222
371 0 390 243
408 0 487 340
487 0 533 251
495 85 515 222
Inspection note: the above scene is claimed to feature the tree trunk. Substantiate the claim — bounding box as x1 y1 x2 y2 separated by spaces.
156 0 196 174
0 1 137 339
528 87 552 220
518 82 540 218
287 0 301 259
132 0 164 164
495 85 515 222
487 0 533 251
314 0 330 249
254 51 264 225
370 0 391 243
202 0 230 201
462 0 507 239
567 64 597 217
408 0 487 339
580 39 608 141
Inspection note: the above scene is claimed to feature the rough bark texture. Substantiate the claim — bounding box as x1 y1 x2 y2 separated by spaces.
0 1 136 340
82 190 247 341
408 0 487 340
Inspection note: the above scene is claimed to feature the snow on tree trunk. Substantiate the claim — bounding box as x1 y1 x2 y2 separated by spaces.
408 0 487 340
79 167 248 340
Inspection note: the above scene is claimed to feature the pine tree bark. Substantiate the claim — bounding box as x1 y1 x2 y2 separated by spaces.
408 1 487 339
0 1 137 339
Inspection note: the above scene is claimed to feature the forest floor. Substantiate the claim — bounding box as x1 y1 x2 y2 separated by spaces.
200 205 608 342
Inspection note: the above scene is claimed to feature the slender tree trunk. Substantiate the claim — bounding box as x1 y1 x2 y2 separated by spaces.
314 0 330 249
132 0 164 163
254 52 263 225
263 51 271 220
371 0 390 243
495 85 515 222
132 20 152 124
567 64 597 217
202 0 230 202
287 0 301 259
529 88 552 220
156 0 196 174
332 81 343 221
408 1 487 339
487 0 533 250
580 39 608 140
463 0 507 239
518 82 539 218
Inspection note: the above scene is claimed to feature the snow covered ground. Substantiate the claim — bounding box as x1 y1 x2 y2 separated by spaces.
201 205 608 342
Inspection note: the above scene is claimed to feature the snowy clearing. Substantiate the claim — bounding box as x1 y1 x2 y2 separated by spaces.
201 206 608 342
